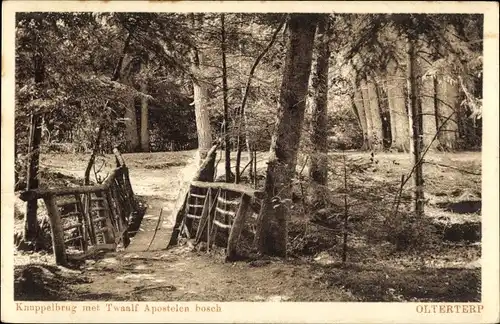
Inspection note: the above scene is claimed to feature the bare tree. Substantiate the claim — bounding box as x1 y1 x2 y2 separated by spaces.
406 31 425 217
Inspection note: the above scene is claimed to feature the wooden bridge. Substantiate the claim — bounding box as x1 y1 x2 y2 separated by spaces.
168 180 265 261
19 144 266 265
19 152 138 266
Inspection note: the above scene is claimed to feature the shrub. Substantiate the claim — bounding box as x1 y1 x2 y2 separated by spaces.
383 210 442 252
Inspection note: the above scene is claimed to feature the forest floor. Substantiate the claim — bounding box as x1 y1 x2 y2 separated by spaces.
14 150 481 302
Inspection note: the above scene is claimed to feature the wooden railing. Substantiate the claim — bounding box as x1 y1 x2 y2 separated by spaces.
169 181 265 261
19 161 137 266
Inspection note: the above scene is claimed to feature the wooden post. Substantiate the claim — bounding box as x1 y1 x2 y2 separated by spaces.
185 190 199 237
167 190 190 248
106 188 128 246
73 194 88 252
167 144 219 248
74 194 89 251
195 188 212 243
84 193 97 245
106 189 120 233
24 113 42 241
227 194 251 261
253 150 258 188
103 215 116 244
115 174 132 223
122 166 137 210
206 189 213 251
94 191 116 244
110 183 130 246
113 148 136 211
43 195 67 266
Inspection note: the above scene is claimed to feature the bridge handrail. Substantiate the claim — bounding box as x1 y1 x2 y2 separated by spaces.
190 181 265 200
18 161 136 266
19 167 123 201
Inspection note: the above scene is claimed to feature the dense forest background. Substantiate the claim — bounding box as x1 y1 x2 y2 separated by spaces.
15 13 482 185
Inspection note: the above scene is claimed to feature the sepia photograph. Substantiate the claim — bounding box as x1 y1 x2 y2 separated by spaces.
1 1 498 323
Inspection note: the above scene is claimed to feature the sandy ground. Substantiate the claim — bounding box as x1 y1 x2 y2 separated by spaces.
16 150 481 302
34 151 358 302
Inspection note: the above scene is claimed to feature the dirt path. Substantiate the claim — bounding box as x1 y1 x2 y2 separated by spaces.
47 153 359 302
73 249 356 302
124 167 183 253
124 152 265 252
45 153 349 301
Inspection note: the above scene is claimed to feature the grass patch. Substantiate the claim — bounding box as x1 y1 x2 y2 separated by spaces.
14 263 88 301
320 264 480 302
143 161 187 169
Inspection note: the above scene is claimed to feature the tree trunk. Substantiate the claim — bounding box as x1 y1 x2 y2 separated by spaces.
352 89 368 150
436 25 462 151
437 25 462 151
24 39 44 242
386 60 410 152
435 73 460 151
85 30 133 185
417 39 439 151
120 55 139 152
367 77 384 151
255 14 318 257
221 14 232 182
191 14 214 165
124 91 139 152
24 113 42 241
420 77 438 149
309 15 330 186
140 81 150 152
351 69 368 149
238 15 254 182
84 124 104 185
388 79 398 150
360 78 373 150
406 33 425 218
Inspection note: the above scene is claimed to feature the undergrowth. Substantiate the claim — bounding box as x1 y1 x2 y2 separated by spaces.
319 264 480 302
